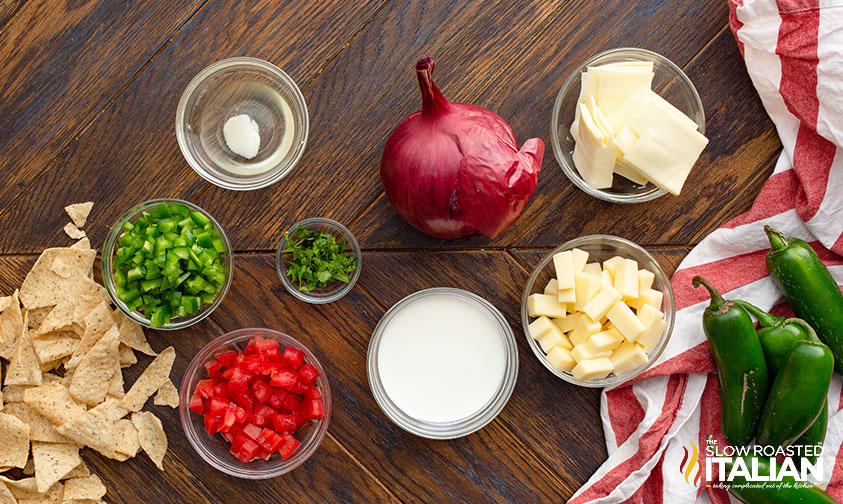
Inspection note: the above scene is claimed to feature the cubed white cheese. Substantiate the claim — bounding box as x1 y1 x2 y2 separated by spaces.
599 270 613 291
584 329 624 354
602 256 624 278
582 286 622 322
614 258 640 300
544 278 559 296
629 289 664 311
637 319 667 353
574 272 601 311
638 269 655 292
527 294 567 318
611 341 649 375
606 301 646 342
528 316 557 340
569 314 602 346
571 343 612 362
583 262 602 276
539 330 564 353
637 303 664 327
572 248 590 274
572 358 614 381
553 250 576 290
553 313 582 334
546 347 576 372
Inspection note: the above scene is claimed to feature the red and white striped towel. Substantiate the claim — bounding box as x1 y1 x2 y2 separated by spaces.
570 1 843 502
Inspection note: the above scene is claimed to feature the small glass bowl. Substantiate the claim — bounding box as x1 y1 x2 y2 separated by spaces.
550 47 705 203
179 328 331 479
176 57 309 191
521 236 675 388
276 218 362 304
102 198 233 330
368 288 519 439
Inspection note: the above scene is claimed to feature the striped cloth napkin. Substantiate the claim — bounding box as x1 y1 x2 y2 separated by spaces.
569 0 843 502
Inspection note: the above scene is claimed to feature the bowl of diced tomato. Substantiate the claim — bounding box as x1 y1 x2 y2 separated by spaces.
179 328 331 478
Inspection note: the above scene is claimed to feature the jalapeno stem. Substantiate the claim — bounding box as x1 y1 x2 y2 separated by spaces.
782 318 821 343
764 225 790 251
693 276 726 311
733 300 781 328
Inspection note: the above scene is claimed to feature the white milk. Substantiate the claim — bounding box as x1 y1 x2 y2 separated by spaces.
376 294 506 423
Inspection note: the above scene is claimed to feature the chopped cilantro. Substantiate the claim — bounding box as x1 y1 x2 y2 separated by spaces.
282 226 357 292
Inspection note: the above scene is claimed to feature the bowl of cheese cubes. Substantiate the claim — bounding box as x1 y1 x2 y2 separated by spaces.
550 48 707 203
521 235 675 387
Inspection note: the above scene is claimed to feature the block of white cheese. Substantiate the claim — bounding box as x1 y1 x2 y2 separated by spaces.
572 358 614 381
595 65 655 115
544 278 559 296
602 256 624 278
638 269 655 292
574 272 601 311
546 347 576 372
571 343 612 362
584 329 624 354
569 315 602 346
610 342 649 375
606 301 646 341
539 329 572 353
572 103 616 190
636 304 666 353
614 159 649 185
583 262 602 276
571 69 599 139
553 312 582 334
553 250 576 290
582 286 622 322
527 294 567 318
572 248 590 274
614 258 640 300
528 316 557 340
629 288 664 311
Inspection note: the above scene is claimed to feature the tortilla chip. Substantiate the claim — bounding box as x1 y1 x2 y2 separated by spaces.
23 457 35 475
0 296 11 313
32 442 80 493
106 357 123 399
63 223 86 240
118 344 136 368
64 203 93 229
3 385 27 403
3 402 71 444
66 303 115 370
32 333 79 364
70 237 91 250
23 384 86 426
63 460 90 480
113 419 140 458
36 299 78 335
70 296 102 337
0 481 14 504
113 312 154 356
26 307 52 332
17 480 63 503
0 291 23 360
0 412 30 468
62 475 105 501
120 347 174 412
5 315 42 386
20 249 103 310
0 477 39 500
131 412 166 471
153 379 179 408
55 402 114 457
68 326 119 405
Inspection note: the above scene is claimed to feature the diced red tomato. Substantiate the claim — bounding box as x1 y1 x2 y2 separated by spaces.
270 369 297 391
256 428 284 453
241 355 262 375
283 347 305 369
253 403 277 427
300 398 325 420
282 394 300 413
196 379 214 399
215 351 237 368
242 423 262 441
266 388 288 410
204 415 222 436
272 413 296 433
229 391 254 413
252 377 272 404
221 402 238 432
258 361 285 376
227 367 251 392
256 448 273 461
207 397 228 418
204 360 224 379
304 386 322 402
254 338 279 353
233 437 260 463
189 392 205 415
213 381 229 400
277 434 301 460
298 362 319 385
233 406 248 424
221 367 235 380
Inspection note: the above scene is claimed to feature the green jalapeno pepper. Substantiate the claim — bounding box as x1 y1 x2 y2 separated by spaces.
757 340 833 449
733 301 820 374
765 225 843 373
707 436 834 504
693 276 769 446
794 399 828 471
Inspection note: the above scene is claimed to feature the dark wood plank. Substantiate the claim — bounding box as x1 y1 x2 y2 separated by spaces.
0 0 208 211
348 0 731 249
208 254 571 503
357 250 607 496
512 27 780 248
0 0 386 253
194 0 564 250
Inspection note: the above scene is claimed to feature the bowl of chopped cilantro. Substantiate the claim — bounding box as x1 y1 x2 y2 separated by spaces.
276 218 361 304
103 198 233 329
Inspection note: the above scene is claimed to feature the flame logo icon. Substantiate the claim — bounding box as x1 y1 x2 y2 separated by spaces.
679 441 702 486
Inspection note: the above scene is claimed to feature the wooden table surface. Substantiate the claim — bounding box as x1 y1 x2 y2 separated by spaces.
0 0 780 502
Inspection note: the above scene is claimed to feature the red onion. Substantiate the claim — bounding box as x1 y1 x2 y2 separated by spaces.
380 57 544 239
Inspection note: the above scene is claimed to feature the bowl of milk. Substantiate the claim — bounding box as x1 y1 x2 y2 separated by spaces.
367 288 518 439
176 57 309 191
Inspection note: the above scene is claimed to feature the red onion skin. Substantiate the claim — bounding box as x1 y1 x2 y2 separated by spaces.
380 57 544 239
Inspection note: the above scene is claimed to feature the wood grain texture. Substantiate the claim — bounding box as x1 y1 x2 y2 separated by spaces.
348 0 730 249
0 0 386 253
0 0 208 211
209 254 571 503
195 0 563 250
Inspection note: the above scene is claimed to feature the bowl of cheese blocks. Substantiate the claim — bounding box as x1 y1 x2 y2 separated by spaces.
550 47 707 203
521 235 675 387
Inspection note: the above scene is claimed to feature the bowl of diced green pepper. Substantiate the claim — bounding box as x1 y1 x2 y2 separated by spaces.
276 218 361 304
103 198 233 329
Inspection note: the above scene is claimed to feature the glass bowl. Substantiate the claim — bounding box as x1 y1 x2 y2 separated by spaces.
176 57 309 191
550 47 705 203
521 235 675 388
102 198 233 330
276 218 362 304
179 328 331 479
367 288 519 439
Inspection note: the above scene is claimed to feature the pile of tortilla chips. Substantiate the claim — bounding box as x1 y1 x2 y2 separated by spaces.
0 203 179 504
